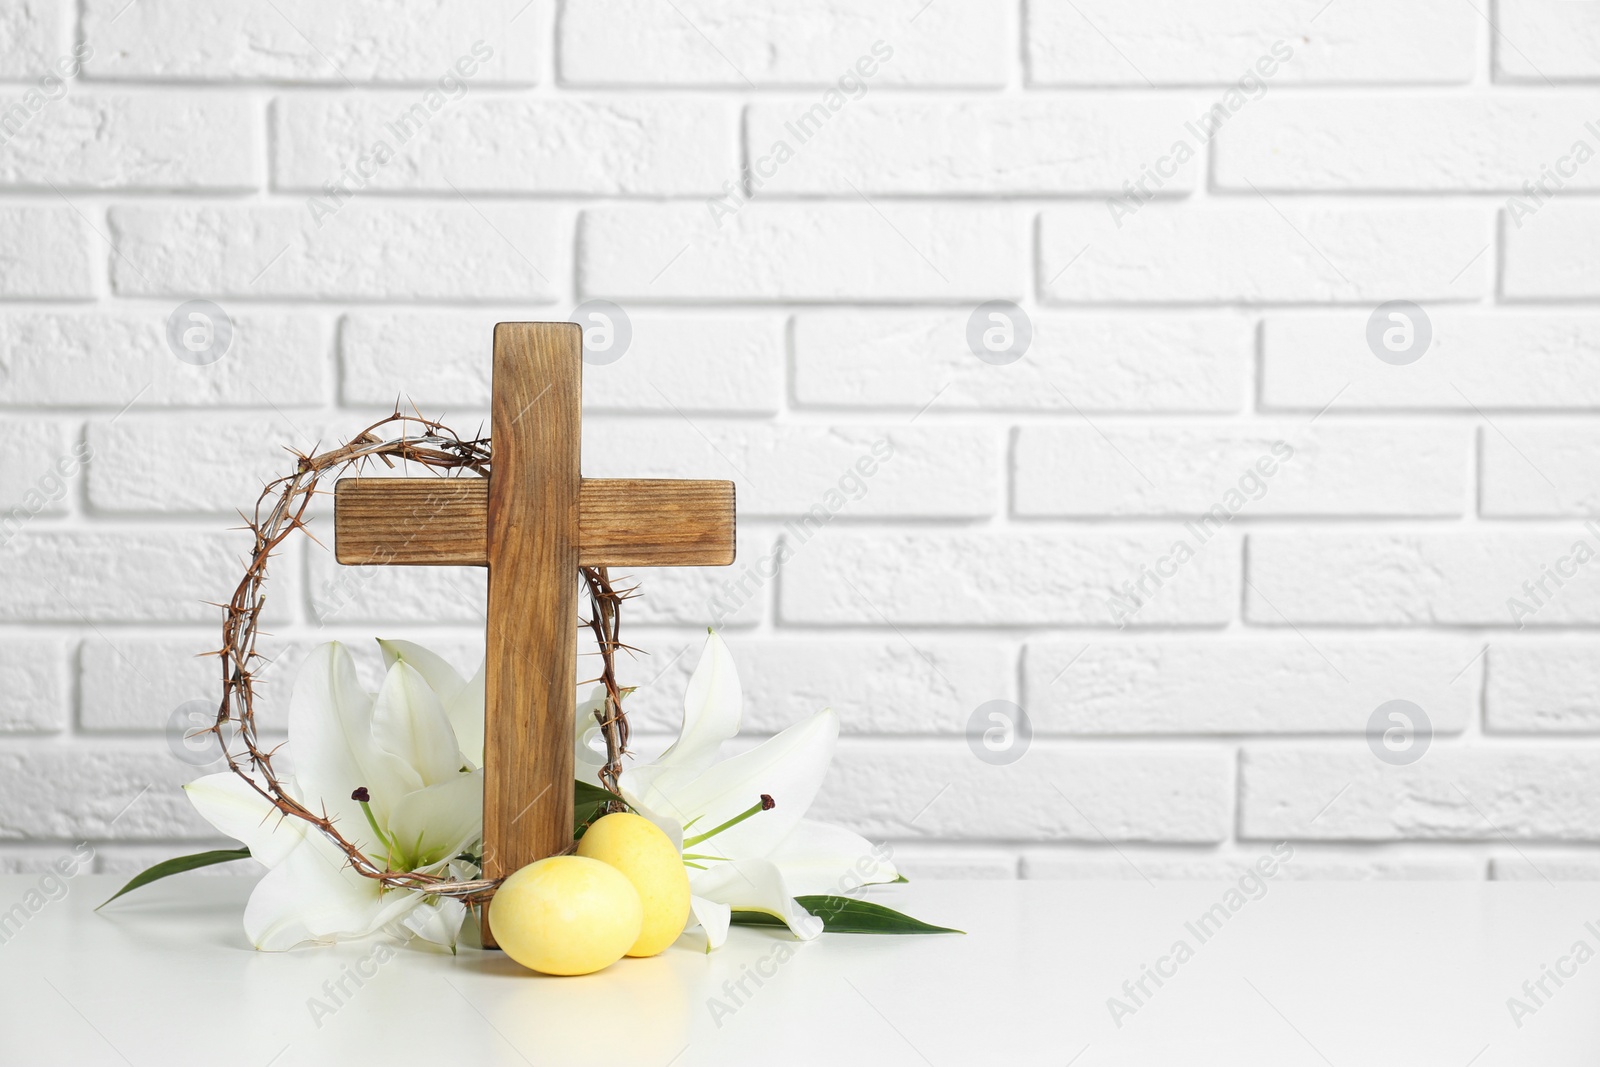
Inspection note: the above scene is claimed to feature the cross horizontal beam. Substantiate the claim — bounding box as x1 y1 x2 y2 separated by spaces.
333 477 737 568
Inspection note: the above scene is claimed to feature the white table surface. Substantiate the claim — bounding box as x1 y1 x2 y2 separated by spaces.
2 874 1598 1066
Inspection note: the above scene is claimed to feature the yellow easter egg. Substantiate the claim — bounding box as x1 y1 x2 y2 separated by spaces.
488 855 642 976
577 812 691 957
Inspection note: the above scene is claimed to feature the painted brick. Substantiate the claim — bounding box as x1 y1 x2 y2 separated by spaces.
1216 95 1600 191
1496 0 1600 82
1482 424 1600 517
305 553 486 628
639 530 776 629
1486 643 1600 734
0 1 60 76
8 0 1598 882
589 632 1013 739
1261 312 1600 411
559 2 1004 86
339 311 782 412
1023 639 1480 734
793 312 1250 412
1503 202 1600 300
107 205 568 301
583 421 999 518
1039 205 1490 304
735 637 1012 735
275 96 734 195
0 639 67 734
76 634 451 736
0 311 327 408
82 2 539 82
782 530 1240 626
810 741 1232 842
746 98 1201 194
87 415 338 514
1246 532 1600 627
1014 422 1469 517
581 205 1024 302
0 421 75 519
0 531 275 623
1027 0 1475 85
0 92 257 189
78 634 278 738
1240 746 1600 841
0 747 216 840
0 208 91 298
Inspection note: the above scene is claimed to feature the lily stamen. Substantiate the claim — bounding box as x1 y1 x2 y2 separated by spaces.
351 786 397 861
682 795 776 849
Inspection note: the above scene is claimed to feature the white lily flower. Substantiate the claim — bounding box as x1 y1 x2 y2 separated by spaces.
186 633 891 954
615 632 900 949
184 641 483 952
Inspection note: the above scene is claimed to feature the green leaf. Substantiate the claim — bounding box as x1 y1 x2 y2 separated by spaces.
96 848 252 910
573 779 624 837
729 895 962 935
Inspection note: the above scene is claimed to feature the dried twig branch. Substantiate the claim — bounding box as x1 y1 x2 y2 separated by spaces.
581 567 636 798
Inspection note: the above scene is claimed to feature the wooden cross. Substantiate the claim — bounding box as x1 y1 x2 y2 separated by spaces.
331 322 735 944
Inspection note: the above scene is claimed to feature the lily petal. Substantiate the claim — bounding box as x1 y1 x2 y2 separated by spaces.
691 858 823 941
287 643 412 832
448 660 486 769
243 833 421 951
385 771 484 870
573 686 610 788
627 632 742 795
688 894 731 951
398 895 467 952
371 660 464 789
630 709 838 861
765 820 900 897
376 639 466 702
183 772 306 869
379 641 483 767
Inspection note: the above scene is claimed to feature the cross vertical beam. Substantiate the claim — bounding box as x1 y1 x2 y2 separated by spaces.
483 323 580 904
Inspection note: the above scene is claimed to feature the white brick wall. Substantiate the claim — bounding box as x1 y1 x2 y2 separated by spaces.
1025 0 1476 86
4 0 1600 882
273 97 737 195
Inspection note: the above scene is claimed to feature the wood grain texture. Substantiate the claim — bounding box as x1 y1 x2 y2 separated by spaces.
482 322 580 942
579 478 736 566
334 477 736 567
333 479 487 565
